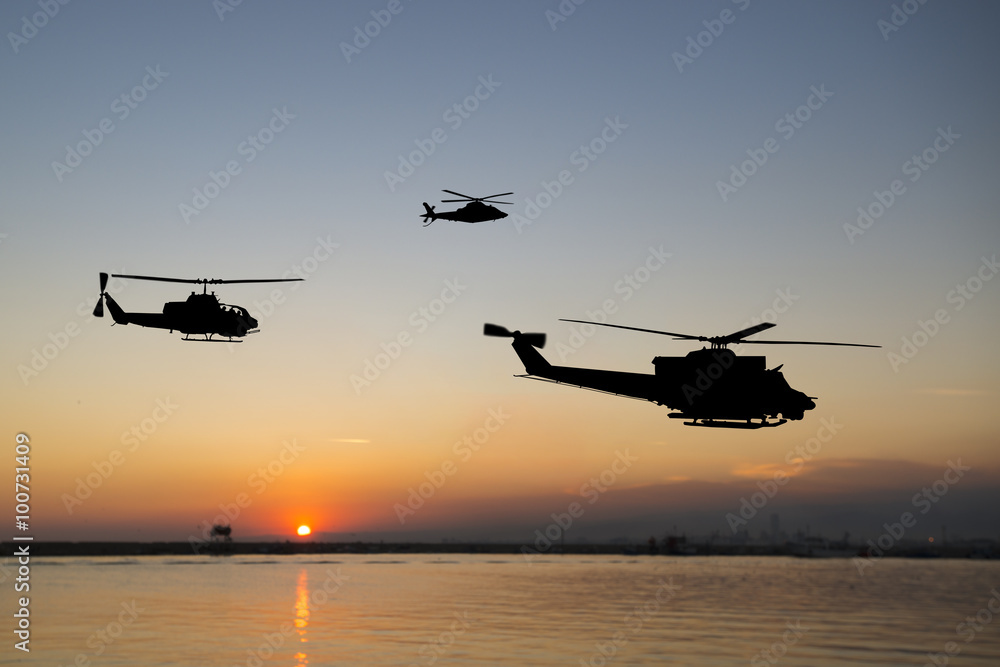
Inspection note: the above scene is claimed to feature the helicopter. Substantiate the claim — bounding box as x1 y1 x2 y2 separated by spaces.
420 190 512 226
92 272 302 342
485 319 879 429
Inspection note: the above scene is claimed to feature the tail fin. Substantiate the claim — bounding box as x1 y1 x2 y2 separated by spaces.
511 336 552 376
421 203 436 226
484 323 551 376
103 293 129 325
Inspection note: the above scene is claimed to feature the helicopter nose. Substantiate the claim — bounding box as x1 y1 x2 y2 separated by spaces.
248 316 258 329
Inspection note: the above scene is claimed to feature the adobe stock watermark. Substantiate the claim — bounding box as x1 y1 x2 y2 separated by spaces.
886 254 996 372
7 0 71 54
213 0 244 22
579 577 682 667
522 449 638 564
179 106 295 224
51 65 169 183
189 439 306 553
408 610 474 667
227 235 340 353
384 75 501 192
671 0 751 74
56 600 145 667
511 116 628 234
853 458 970 575
350 278 466 394
922 588 1000 667
235 568 350 667
545 0 587 31
844 126 960 244
17 273 129 386
716 85 833 202
554 246 672 361
340 0 413 63
61 398 179 514
878 0 930 41
726 417 843 533
682 287 800 405
394 407 509 524
749 619 809 666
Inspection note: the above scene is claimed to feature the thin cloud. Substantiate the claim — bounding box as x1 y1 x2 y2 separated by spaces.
914 388 989 396
730 461 814 479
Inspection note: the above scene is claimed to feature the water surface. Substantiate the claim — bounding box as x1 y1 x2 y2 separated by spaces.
6 554 999 665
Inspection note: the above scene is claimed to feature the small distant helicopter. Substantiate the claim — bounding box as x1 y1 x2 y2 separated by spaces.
93 272 302 342
420 190 512 226
485 320 879 429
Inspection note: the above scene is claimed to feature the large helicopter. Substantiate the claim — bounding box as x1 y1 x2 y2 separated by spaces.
420 190 512 226
485 320 879 429
92 272 302 342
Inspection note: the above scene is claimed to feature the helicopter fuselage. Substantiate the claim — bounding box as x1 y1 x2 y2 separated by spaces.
424 201 508 223
507 336 815 427
93 272 301 342
104 291 258 340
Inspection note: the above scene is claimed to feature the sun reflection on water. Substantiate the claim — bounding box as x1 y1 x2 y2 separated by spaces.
294 568 309 666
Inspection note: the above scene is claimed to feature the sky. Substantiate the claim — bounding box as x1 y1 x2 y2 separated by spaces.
2 0 998 545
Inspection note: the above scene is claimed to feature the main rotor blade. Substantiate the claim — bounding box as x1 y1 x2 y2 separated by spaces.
112 274 303 285
559 319 703 341
740 339 881 348
444 198 511 204
722 322 776 343
112 273 200 284
208 278 304 284
441 190 513 204
560 318 880 348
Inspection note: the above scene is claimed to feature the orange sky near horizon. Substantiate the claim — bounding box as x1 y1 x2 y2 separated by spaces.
3 1 999 544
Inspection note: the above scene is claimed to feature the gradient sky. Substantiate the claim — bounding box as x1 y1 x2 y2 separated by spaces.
2 0 998 544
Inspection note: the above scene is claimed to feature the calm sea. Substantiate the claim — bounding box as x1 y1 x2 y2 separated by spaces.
5 554 999 666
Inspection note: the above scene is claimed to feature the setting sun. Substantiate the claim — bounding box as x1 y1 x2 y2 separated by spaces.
297 525 311 537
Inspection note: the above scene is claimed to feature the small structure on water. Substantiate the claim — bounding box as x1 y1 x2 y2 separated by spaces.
209 523 233 556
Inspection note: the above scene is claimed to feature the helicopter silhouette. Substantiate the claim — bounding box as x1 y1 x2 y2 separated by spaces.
485 320 879 429
92 272 302 342
420 190 512 226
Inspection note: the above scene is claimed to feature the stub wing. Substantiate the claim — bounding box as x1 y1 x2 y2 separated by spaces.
125 313 173 330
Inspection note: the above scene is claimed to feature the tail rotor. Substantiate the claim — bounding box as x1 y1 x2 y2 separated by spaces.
421 203 436 227
484 323 546 349
93 272 108 318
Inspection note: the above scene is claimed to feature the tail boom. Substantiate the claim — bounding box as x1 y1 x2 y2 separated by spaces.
510 338 659 402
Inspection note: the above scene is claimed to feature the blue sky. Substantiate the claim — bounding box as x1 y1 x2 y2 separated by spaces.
2 0 999 541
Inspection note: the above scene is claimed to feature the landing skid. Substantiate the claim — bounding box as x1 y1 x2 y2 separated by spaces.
181 334 242 343
668 414 787 429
